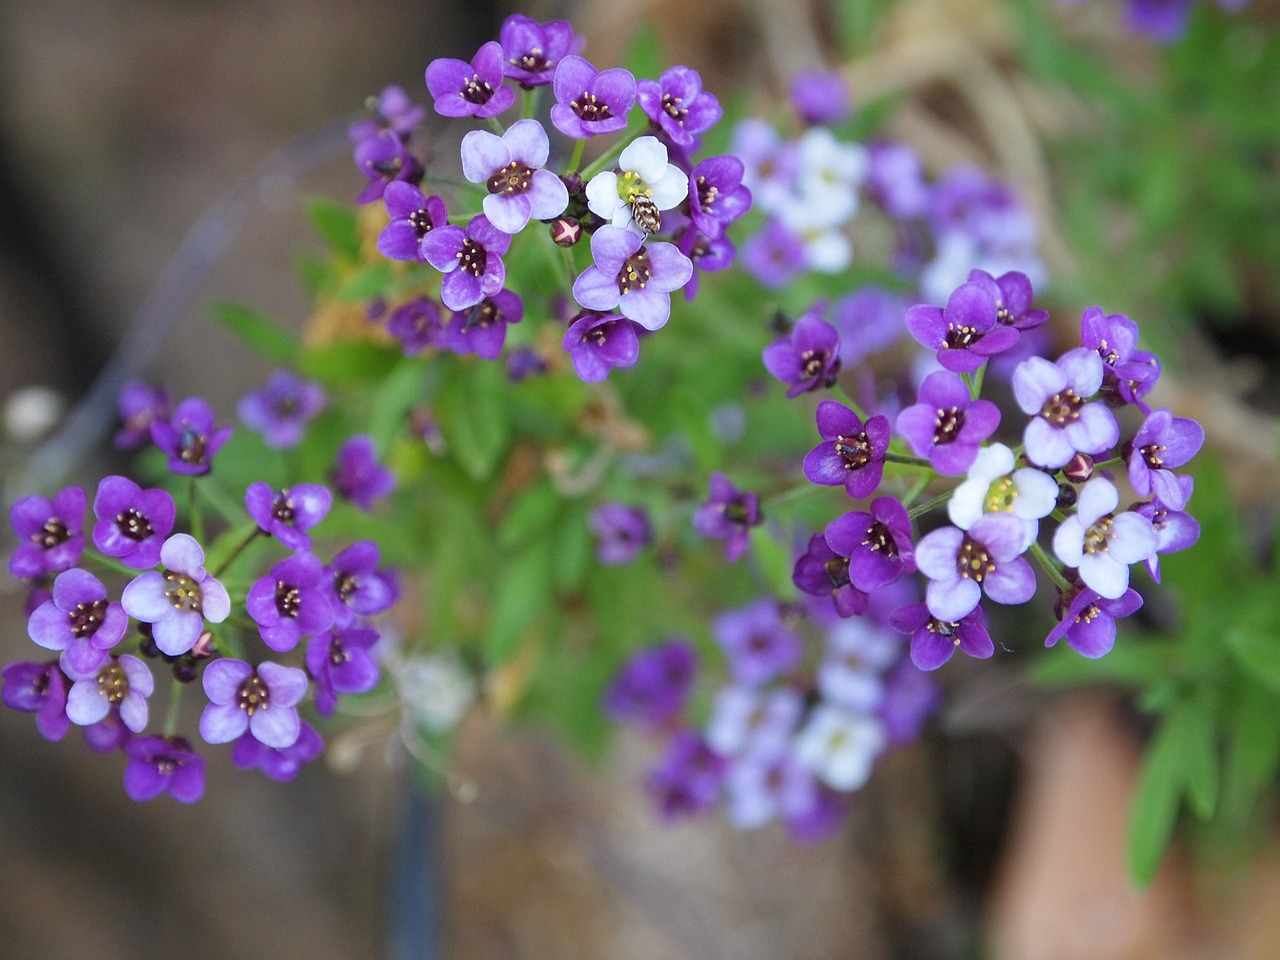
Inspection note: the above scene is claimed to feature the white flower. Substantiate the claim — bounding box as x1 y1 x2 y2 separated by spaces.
705 685 801 758
1053 478 1158 599
585 136 688 234
817 618 900 712
786 128 867 229
793 704 886 791
394 653 475 733
948 442 1058 551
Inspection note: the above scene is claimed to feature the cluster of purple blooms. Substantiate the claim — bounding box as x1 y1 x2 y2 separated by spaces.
2 383 400 802
348 14 751 381
603 265 1203 834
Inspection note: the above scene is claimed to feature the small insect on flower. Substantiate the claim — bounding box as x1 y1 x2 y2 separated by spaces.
630 193 661 235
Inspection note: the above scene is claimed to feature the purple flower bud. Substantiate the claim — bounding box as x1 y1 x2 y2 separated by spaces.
550 216 582 247
1063 453 1095 484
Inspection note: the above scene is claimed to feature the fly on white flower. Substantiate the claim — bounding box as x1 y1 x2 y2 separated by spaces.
585 135 688 235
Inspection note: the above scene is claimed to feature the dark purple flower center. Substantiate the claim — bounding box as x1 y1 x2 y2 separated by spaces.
724 499 755 525
661 92 687 124
824 557 851 590
35 518 71 549
237 674 270 715
956 536 994 583
114 508 154 542
334 572 359 603
925 617 963 647
1139 442 1165 469
408 209 435 237
369 157 404 178
580 322 612 347
696 175 718 212
177 425 207 464
835 432 872 469
271 494 295 524
328 637 351 667
98 663 129 703
275 581 301 619
864 520 899 558
511 48 552 74
570 91 613 123
1075 603 1102 626
1083 515 1115 555
933 406 964 444
1039 390 1082 427
617 248 652 294
459 238 488 278
800 349 832 379
164 571 203 613
995 304 1013 325
71 599 108 638
487 160 535 196
463 299 499 330
944 323 981 349
461 73 496 105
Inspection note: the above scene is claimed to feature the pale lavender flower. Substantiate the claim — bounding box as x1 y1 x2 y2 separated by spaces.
1126 408 1204 510
1013 348 1119 469
637 65 722 148
425 41 514 119
92 476 175 570
237 370 325 449
1135 476 1200 583
120 534 231 657
331 436 396 511
706 686 803 759
200 659 307 749
865 141 929 219
915 514 1036 622
244 482 332 551
28 568 127 677
499 14 581 88
713 598 802 687
741 219 806 289
572 225 692 331
817 617 902 711
1053 478 1158 599
461 119 569 234
65 654 153 734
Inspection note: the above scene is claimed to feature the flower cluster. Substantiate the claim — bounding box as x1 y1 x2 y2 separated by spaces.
350 13 750 380
2 385 401 802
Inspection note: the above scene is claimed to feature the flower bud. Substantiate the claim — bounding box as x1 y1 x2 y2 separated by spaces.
1063 453 1094 484
1055 481 1078 511
550 217 582 247
190 630 217 661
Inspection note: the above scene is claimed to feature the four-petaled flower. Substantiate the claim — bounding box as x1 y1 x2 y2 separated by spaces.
896 371 1001 476
915 514 1036 622
422 215 512 312
150 397 233 476
692 473 762 563
762 312 842 398
425 40 515 119
246 552 334 653
550 55 635 139
1126 408 1204 510
121 534 231 657
461 119 569 234
306 627 381 717
9 486 85 579
65 654 153 734
825 497 917 592
803 400 889 498
331 435 397 511
498 14 581 88
28 568 128 677
793 532 870 618
1012 348 1118 469
378 183 448 262
906 281 1019 373
890 602 994 671
637 65 722 147
237 370 326 450
572 225 692 331
585 136 688 235
1052 478 1157 599
199 658 308 749
124 735 206 803
1046 584 1144 659
245 482 332 551
563 311 640 382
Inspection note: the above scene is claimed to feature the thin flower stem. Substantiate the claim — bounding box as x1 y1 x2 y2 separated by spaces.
421 174 470 189
900 474 932 510
567 138 586 174
212 527 263 579
1031 540 1073 592
832 382 869 422
907 489 953 521
163 677 184 737
884 452 934 468
580 134 631 179
521 87 535 120
764 481 825 508
966 364 987 400
1092 456 1124 472
447 212 480 225
188 477 203 544
486 116 505 136
83 551 137 578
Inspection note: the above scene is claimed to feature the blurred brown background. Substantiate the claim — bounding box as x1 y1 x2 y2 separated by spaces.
2 1 1278 959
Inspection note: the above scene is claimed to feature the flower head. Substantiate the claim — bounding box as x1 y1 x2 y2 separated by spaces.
386 296 444 354
550 56 635 138
231 720 324 781
563 311 640 382
28 568 128 677
572 226 692 331
246 552 334 653
461 119 569 234
200 659 308 749
1052 478 1158 599
1134 476 1200 583
825 496 917 592
1 660 70 741
245 482 332 551
353 130 423 205
9 486 85 579
306 627 380 717
65 654 153 734
916 514 1036 622
896 371 1001 475
331 436 396 511
442 289 523 359
792 704 886 791
1126 408 1204 510
124 735 206 803
646 730 725 819
237 370 325 449
114 380 169 450
1012 349 1119 469
692 473 761 563
150 397 233 476
792 532 870 618
325 541 398 629
92 477 175 571
422 215 511 312
789 69 851 126
762 312 842 398
687 155 752 240
378 183 448 262
499 14 581 87
906 281 1019 373
588 502 651 565
890 601 993 670
946 442 1057 549
425 41 515 119
348 85 424 142
121 534 231 656
603 639 697 729
803 401 890 498
713 598 802 687
1046 585 1144 658
585 136 689 235
636 65 722 147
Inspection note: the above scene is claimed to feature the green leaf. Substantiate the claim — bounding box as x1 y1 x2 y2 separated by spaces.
484 540 554 665
1030 640 1175 689
336 261 395 302
749 524 795 599
207 301 300 366
1225 597 1280 694
622 23 663 81
299 340 402 387
552 502 593 594
498 480 562 549
1181 695 1220 821
305 196 362 261
1128 709 1190 888
369 358 428 454
434 361 510 481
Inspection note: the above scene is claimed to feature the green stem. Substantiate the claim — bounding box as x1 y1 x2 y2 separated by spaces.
884 452 934 468
763 481 825 508
567 138 586 175
580 135 631 179
900 474 932 510
907 489 953 521
1092 456 1124 472
82 551 137 578
212 527 262 579
447 211 482 225
964 365 987 400
486 116 505 135
188 477 203 544
163 677 184 737
1031 540 1073 592
521 87 534 120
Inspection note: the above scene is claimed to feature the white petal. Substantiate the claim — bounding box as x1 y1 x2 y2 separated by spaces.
619 136 668 183
585 171 621 222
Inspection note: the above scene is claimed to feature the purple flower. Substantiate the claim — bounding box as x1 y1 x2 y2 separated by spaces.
572 225 692 331
114 380 169 450
386 296 444 354
378 183 448 262
714 598 802 687
236 370 325 449
83 708 130 753
906 281 1019 373
245 482 332 551
1079 306 1160 401
92 476 175 570
326 541 398 629
589 503 651 565
1 660 70 741
866 141 929 220
829 286 909 367
461 120 569 234
825 496 917 592
741 219 806 289
1013 348 1119 469
306 627 380 717
1135 476 1200 583
150 397 233 476
891 601 994 670
199 659 307 749
603 639 697 729
896 370 1001 475
422 215 511 312
1053 478 1157 599
637 65 722 148
688 155 752 240
123 735 206 803
762 312 842 398
8 486 85 579
915 514 1036 622
246 552 334 653
1046 585 1144 658
550 56 635 138
425 40 515 119
353 130 423 205
692 473 761 563
646 730 726 819
331 435 396 511
499 14 581 88
968 269 1048 330
879 659 942 747
789 69 851 126
1125 0 1195 43
506 346 547 382
231 720 324 781
66 654 153 734
120 534 231 657
673 219 736 299
348 85 425 142
563 311 640 382
803 401 890 497
28 568 128 677
792 532 870 618
1126 408 1204 510
442 289 523 360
